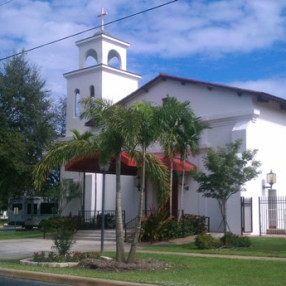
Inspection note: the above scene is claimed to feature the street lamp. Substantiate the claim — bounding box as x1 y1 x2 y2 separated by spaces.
99 162 110 254
263 169 277 189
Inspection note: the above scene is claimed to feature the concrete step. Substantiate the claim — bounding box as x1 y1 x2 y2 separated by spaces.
73 229 116 241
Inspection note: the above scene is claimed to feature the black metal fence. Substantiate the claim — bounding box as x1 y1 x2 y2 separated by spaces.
241 197 252 233
259 196 286 235
78 210 125 230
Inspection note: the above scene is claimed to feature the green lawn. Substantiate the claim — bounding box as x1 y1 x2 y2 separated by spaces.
139 236 286 258
0 229 44 240
0 253 286 286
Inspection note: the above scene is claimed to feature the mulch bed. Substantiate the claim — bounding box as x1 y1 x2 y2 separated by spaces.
78 257 169 272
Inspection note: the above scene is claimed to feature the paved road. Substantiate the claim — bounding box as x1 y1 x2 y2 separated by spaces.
0 275 70 286
0 238 118 260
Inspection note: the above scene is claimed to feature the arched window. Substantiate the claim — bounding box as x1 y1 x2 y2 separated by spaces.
107 49 121 69
75 89 81 117
90 85 95 97
85 49 98 67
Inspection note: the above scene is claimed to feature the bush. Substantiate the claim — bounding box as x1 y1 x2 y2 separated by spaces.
195 234 221 249
220 232 251 248
52 229 75 256
140 208 168 242
159 218 183 240
140 209 207 242
33 251 99 262
96 213 116 229
182 214 207 235
39 216 80 255
39 216 80 238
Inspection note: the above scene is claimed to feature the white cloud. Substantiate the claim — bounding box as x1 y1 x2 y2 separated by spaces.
230 78 286 99
0 0 285 99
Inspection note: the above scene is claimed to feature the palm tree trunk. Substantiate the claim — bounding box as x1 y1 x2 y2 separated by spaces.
115 153 126 262
169 157 174 216
127 148 146 263
179 155 186 220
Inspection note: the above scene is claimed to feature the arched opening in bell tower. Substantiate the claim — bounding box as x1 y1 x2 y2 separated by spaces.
108 49 121 69
85 49 98 67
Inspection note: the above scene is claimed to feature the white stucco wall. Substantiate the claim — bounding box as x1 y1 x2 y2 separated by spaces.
123 78 286 235
63 32 286 235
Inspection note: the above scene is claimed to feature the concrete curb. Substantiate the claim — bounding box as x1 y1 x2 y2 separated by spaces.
0 267 157 286
20 258 78 268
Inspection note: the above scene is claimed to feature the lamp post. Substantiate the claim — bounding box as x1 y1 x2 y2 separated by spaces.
263 169 277 189
99 162 110 254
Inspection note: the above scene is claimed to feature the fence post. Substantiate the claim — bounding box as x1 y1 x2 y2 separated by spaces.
259 197 261 236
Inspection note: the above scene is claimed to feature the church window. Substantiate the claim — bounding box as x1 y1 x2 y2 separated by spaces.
85 49 98 67
90 85 95 97
75 89 81 117
108 49 121 69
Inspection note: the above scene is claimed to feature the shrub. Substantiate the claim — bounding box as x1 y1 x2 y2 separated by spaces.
159 217 183 240
96 213 116 229
33 251 99 262
140 210 206 242
39 216 80 238
52 229 75 256
220 232 251 248
195 234 221 249
182 214 207 235
140 208 168 242
39 216 80 255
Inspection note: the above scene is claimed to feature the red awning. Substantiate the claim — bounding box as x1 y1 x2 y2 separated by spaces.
154 153 196 172
65 151 195 175
65 152 137 176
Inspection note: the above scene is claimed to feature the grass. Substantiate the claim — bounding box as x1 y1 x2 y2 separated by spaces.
0 253 286 286
139 236 286 258
0 229 44 240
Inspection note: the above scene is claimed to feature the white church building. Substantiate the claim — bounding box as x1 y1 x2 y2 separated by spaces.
61 20 286 236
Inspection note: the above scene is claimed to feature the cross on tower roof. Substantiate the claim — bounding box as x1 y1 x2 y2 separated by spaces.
98 8 107 32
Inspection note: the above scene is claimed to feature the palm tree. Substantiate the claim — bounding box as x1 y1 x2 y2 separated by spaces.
33 129 97 222
33 129 97 191
175 115 206 216
126 102 169 263
156 96 205 217
80 98 132 263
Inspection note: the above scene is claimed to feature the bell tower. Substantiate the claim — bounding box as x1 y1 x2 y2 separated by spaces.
61 9 141 217
64 8 141 136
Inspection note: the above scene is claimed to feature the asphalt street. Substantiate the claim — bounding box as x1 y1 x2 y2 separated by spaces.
0 275 71 286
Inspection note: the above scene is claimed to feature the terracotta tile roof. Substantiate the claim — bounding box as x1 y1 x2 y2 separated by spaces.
118 73 286 108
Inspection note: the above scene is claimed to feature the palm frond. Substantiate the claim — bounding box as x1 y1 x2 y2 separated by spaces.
33 133 98 190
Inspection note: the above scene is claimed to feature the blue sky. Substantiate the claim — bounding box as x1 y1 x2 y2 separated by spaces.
0 0 286 100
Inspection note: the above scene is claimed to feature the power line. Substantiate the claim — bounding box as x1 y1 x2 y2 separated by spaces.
0 0 14 7
0 0 178 62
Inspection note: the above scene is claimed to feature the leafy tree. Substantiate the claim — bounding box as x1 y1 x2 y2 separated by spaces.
156 95 205 216
0 54 56 208
53 95 67 138
193 140 261 233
